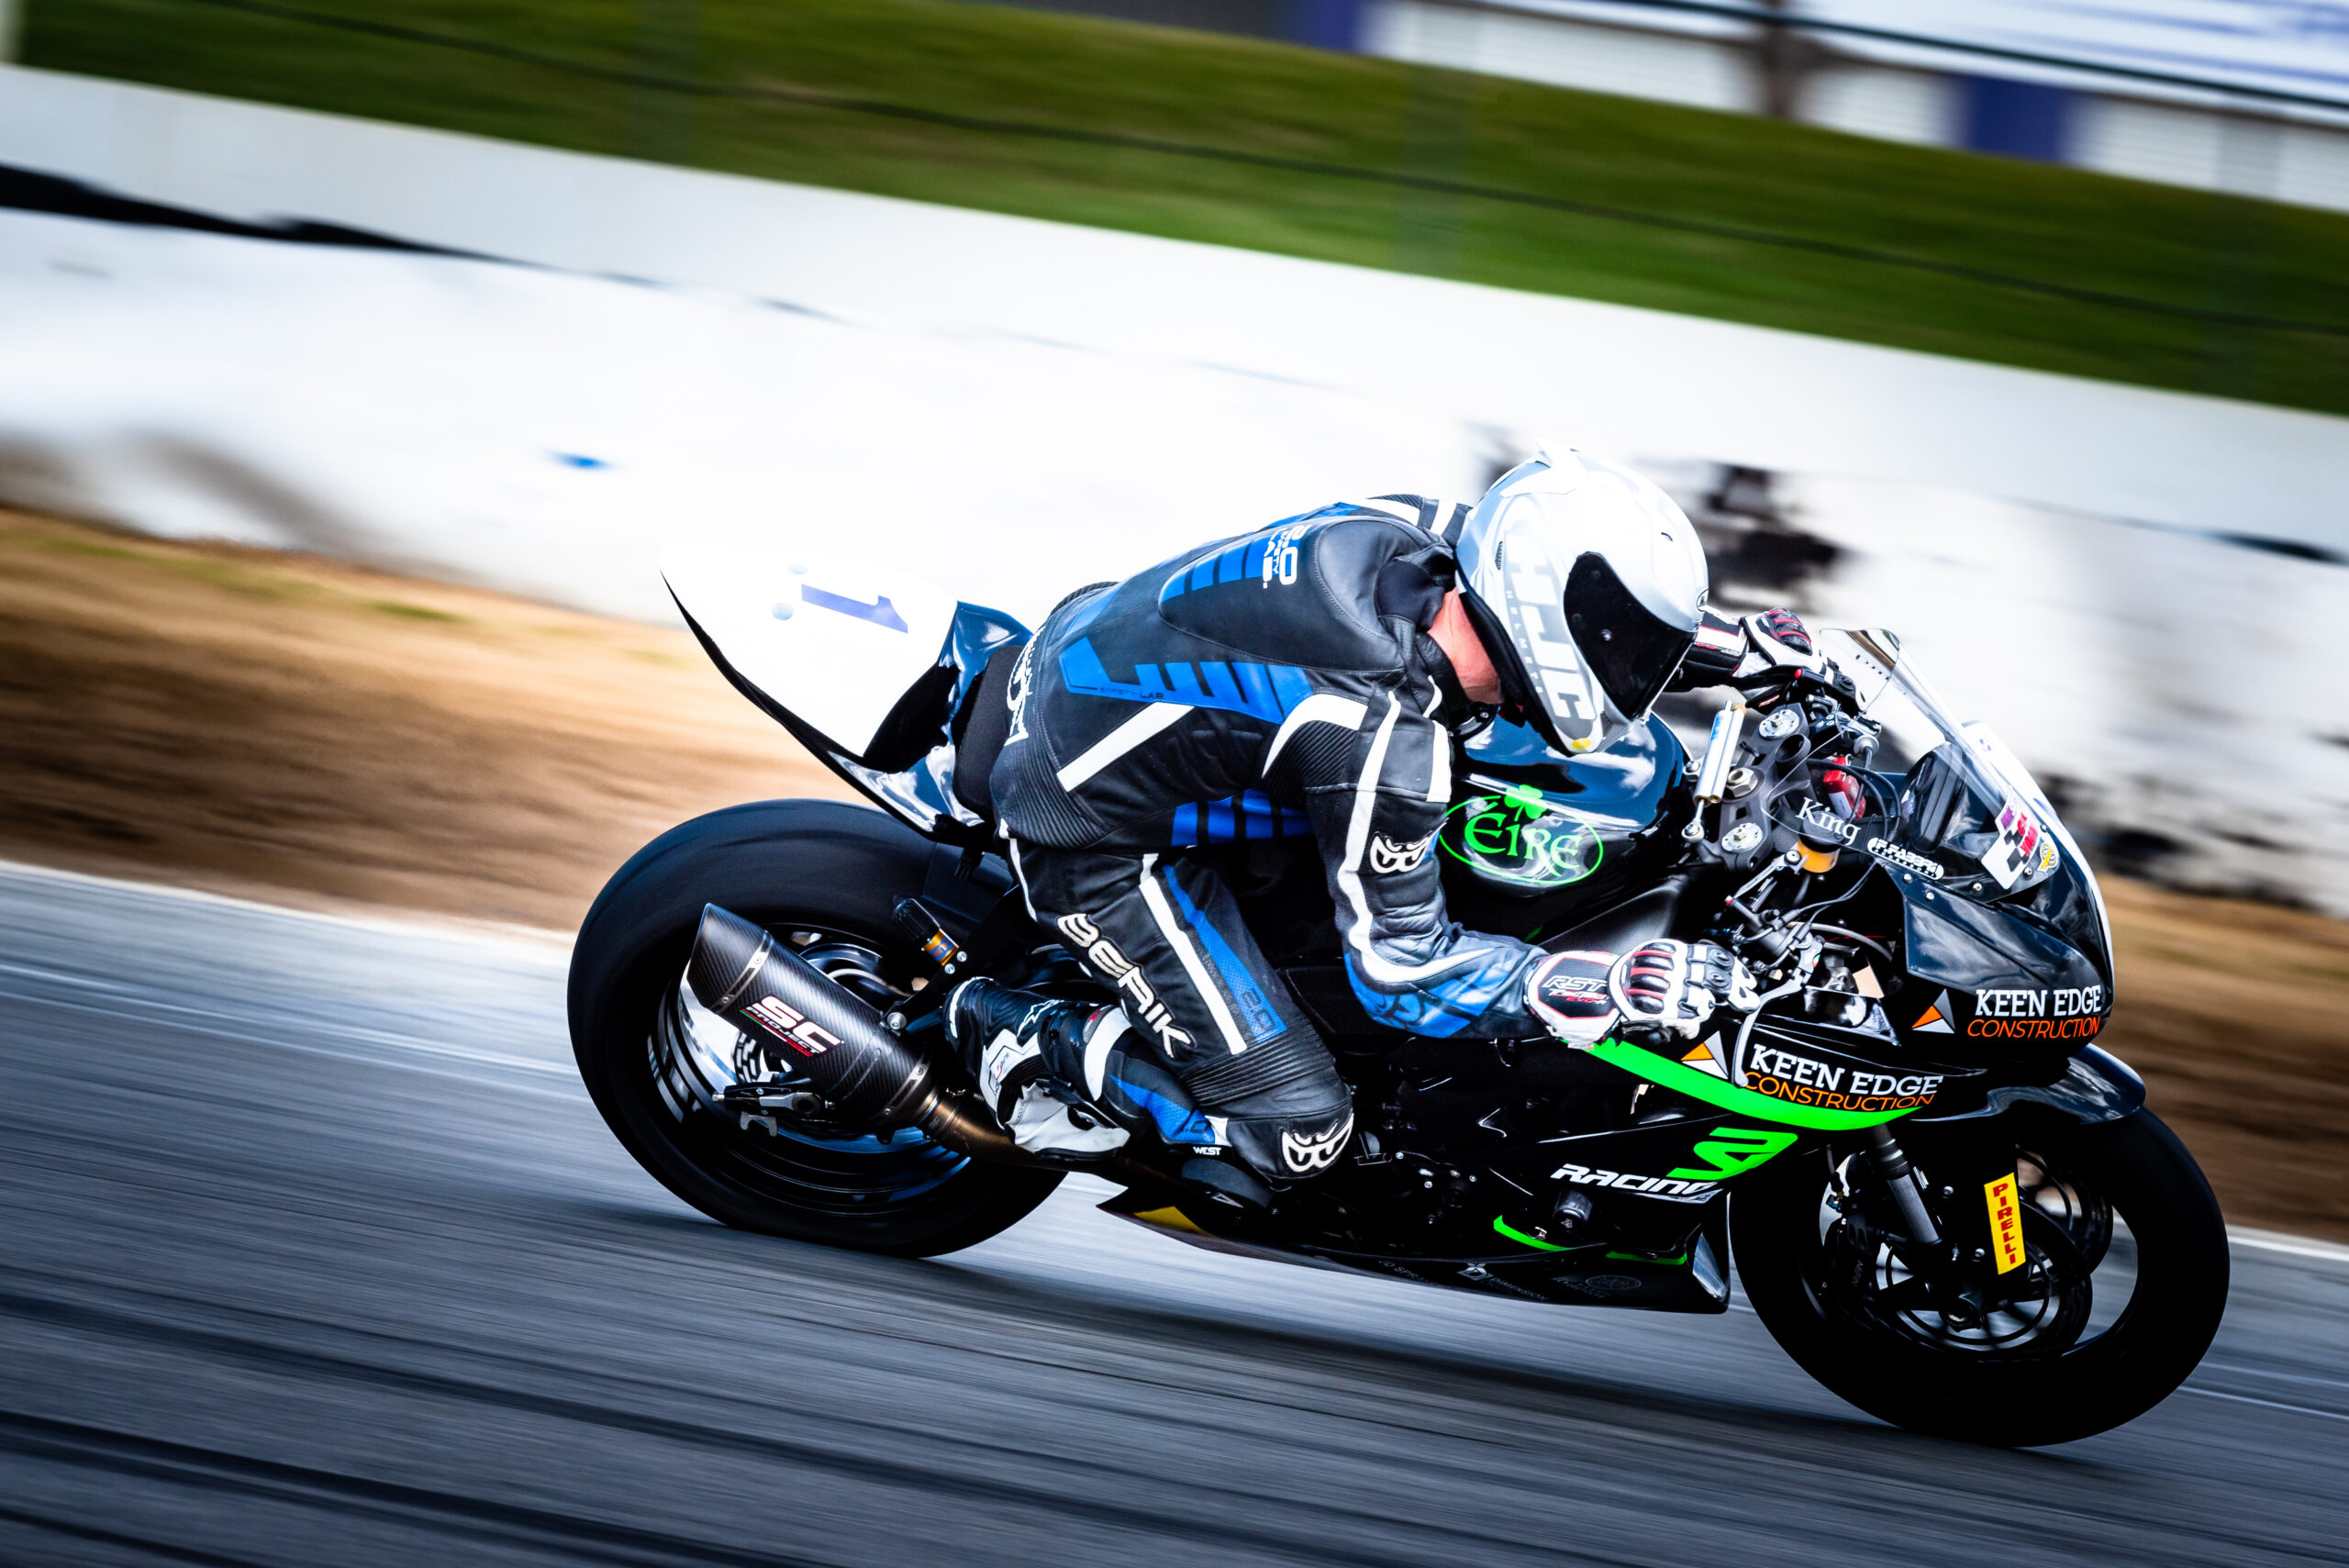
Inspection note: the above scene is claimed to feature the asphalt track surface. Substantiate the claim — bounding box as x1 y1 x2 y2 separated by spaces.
4 862 2346 1568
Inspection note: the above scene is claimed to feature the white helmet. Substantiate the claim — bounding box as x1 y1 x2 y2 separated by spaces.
1454 446 1708 754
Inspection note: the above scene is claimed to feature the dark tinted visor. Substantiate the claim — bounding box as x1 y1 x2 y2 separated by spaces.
1564 552 1689 719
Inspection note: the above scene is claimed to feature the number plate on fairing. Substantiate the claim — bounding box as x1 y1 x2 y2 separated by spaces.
663 543 959 760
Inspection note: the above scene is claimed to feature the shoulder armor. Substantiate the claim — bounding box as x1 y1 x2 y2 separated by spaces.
1152 506 1452 672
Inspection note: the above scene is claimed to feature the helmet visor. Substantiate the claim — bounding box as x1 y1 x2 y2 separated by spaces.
1565 552 1690 721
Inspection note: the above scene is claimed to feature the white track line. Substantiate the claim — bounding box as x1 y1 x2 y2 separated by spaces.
2200 1362 2349 1393
2177 1386 2349 1423
2226 1228 2349 1264
0 856 573 960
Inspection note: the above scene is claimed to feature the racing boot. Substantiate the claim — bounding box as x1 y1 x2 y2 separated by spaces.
944 983 1254 1198
943 979 1129 1158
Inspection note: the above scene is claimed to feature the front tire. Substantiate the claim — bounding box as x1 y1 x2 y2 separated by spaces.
567 799 1061 1257
1735 1108 2228 1445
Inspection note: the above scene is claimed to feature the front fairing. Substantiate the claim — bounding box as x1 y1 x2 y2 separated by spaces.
1894 872 2109 1029
1826 631 2117 1053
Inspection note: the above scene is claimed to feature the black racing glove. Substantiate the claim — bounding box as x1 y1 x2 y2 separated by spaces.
1608 940 1760 1040
1750 606 1814 661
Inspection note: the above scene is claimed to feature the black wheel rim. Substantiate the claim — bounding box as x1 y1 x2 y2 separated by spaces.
638 919 973 1217
1808 1138 2135 1362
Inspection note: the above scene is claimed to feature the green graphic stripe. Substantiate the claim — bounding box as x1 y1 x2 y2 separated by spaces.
1587 1039 1916 1129
1492 1217 1571 1252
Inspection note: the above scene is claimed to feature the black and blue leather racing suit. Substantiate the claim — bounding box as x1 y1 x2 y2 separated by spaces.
987 496 1550 1184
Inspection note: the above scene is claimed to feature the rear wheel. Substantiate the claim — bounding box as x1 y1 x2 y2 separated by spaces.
568 800 1061 1257
1734 1108 2228 1445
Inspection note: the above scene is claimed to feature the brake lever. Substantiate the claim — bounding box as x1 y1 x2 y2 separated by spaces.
1725 931 1822 1074
1735 662 1863 716
1720 848 1806 962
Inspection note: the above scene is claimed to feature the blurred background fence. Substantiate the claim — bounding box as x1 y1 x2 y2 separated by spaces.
13 0 2349 415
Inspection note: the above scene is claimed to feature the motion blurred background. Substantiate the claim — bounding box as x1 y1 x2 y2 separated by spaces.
2 1 2345 1257
7 4 2349 1561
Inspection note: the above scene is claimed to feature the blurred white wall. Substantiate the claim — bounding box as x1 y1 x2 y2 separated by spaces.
5 67 2344 558
1 67 2344 910
0 204 1499 628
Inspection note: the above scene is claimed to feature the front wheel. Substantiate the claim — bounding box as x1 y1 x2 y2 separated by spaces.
567 799 1062 1257
1734 1108 2228 1446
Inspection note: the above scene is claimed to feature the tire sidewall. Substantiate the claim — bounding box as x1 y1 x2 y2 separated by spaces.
567 799 1060 1258
1733 1108 2230 1446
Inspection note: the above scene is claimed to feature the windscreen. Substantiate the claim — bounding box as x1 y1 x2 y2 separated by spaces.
1820 628 2113 972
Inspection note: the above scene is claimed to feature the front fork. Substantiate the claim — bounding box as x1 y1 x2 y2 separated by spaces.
1865 1124 1942 1246
1859 1122 2024 1298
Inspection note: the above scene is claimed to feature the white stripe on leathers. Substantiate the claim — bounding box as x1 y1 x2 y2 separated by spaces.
1136 852 1250 1056
1083 1010 1129 1099
1261 693 1368 773
1056 702 1195 791
1007 836 1043 923
1337 695 1478 988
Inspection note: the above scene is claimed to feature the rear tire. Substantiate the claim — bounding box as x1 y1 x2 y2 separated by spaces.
1734 1108 2228 1445
567 799 1061 1257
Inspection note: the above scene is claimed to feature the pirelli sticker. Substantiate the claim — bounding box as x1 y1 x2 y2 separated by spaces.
1985 1173 2025 1273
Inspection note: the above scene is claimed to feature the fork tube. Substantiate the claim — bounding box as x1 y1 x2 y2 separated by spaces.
1692 701 1747 804
1865 1124 1943 1246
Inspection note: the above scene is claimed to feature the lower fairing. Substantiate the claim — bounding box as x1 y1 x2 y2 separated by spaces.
1099 1187 1732 1314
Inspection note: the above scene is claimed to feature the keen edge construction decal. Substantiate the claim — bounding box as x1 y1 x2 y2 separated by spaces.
1586 1039 1921 1130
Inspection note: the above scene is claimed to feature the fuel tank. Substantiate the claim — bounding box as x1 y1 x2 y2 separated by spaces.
1438 715 1691 941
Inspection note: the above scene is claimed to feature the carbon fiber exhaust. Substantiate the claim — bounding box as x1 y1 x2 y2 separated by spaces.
686 904 1170 1185
686 904 941 1126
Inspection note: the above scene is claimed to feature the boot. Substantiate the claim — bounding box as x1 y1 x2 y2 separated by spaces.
945 983 1267 1210
944 979 1129 1158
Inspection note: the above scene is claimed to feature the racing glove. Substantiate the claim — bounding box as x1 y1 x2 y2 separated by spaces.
1525 949 1622 1045
1753 606 1811 654
1677 607 1825 691
1741 607 1820 673
1607 939 1759 1040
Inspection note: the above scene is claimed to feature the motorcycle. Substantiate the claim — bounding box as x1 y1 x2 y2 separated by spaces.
568 541 2229 1447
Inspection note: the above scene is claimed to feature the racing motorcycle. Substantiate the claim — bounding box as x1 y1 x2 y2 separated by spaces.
568 542 2228 1447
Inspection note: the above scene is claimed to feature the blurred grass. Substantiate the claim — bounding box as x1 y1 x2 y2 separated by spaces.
24 0 2349 413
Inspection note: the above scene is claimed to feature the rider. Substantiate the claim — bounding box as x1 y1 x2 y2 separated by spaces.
944 445 1816 1202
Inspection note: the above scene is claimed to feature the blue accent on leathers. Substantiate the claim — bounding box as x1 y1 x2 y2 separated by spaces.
1157 512 1344 606
1342 945 1526 1039
1059 638 1310 723
1162 870 1290 1044
1169 791 1311 847
1111 1076 1219 1145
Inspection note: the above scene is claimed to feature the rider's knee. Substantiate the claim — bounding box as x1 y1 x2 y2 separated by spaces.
1221 1095 1356 1184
